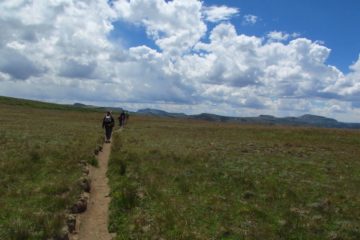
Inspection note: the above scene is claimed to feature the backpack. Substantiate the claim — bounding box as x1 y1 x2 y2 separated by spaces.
104 115 113 126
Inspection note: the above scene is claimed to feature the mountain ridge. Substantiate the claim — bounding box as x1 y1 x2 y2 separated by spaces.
136 108 360 129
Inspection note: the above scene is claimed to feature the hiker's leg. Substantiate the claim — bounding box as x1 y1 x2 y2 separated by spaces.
105 127 111 140
109 127 113 140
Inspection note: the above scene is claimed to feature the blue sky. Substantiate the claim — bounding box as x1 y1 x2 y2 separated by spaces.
222 0 360 73
113 0 360 73
1 0 360 122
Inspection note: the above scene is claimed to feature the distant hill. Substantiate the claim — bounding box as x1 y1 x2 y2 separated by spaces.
191 113 360 129
136 108 186 118
0 96 96 112
0 96 121 113
73 102 124 112
136 108 360 129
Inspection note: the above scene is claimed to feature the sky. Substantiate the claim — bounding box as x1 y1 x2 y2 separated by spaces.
1 0 360 122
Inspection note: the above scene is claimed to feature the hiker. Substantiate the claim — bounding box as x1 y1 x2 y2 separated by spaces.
125 111 129 124
102 111 114 143
118 111 126 128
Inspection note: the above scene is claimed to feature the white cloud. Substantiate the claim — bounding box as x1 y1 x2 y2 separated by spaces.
291 32 301 38
0 0 360 122
191 24 339 98
113 0 206 54
267 31 290 42
267 31 302 42
202 5 239 23
323 55 360 104
243 14 258 25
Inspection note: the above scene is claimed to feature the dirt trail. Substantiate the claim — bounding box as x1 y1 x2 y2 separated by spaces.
71 140 115 240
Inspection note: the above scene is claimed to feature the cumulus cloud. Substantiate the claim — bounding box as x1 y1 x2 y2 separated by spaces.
0 0 360 122
190 24 341 100
59 60 97 79
0 0 115 78
0 48 43 80
112 0 206 54
323 56 360 107
203 5 239 23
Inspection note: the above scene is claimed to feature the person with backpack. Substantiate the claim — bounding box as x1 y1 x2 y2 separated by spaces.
102 111 114 143
118 111 126 128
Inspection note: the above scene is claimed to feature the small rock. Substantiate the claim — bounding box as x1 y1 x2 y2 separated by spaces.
79 177 91 193
308 198 331 212
66 214 76 233
70 193 89 213
79 160 87 166
94 149 99 155
53 226 69 240
82 166 90 175
243 191 255 199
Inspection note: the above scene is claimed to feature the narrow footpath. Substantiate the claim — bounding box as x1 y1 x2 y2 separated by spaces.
71 141 115 240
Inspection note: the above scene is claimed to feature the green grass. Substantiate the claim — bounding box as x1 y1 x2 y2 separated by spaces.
0 98 105 239
108 116 360 239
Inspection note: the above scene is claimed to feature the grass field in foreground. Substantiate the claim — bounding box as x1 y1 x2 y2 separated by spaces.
0 98 104 239
108 116 360 240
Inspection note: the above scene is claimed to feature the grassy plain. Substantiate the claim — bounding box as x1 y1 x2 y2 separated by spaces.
108 116 360 239
0 96 104 239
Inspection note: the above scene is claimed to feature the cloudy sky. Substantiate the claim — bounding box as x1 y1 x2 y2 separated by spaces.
1 0 360 122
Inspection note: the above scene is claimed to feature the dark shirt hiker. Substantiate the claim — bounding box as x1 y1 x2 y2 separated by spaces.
102 111 114 143
119 111 126 127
